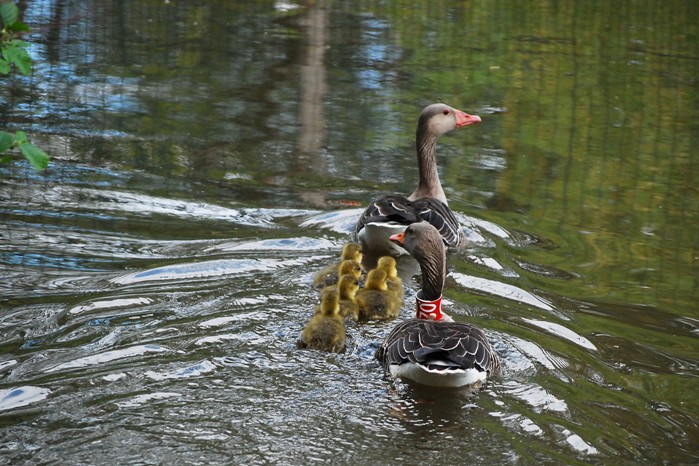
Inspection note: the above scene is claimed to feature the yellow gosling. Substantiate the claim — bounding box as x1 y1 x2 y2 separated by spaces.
356 269 402 321
313 243 363 288
377 256 404 304
335 274 360 320
299 290 346 353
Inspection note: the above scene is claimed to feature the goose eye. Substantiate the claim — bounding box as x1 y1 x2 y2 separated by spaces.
443 109 450 115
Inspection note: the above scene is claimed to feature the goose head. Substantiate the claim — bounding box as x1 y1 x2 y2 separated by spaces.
418 103 481 139
411 103 481 204
389 222 446 296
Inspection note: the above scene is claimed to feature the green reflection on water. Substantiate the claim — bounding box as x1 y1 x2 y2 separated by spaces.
2 0 698 463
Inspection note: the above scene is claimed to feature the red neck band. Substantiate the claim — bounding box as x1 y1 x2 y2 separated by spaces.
415 291 444 321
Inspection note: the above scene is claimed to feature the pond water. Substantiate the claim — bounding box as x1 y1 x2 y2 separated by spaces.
1 0 698 464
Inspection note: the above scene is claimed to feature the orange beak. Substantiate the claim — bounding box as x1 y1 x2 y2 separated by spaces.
454 109 481 128
389 231 405 245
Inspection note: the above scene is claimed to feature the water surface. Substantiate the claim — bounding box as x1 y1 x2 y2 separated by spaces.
1 1 698 464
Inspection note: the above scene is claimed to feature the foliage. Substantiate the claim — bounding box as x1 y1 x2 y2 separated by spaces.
0 0 48 171
0 130 48 170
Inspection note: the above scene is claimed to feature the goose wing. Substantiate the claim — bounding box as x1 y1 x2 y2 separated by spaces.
375 319 500 374
353 194 463 247
409 197 463 248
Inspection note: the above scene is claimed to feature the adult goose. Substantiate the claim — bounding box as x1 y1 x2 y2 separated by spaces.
352 103 481 258
375 222 500 388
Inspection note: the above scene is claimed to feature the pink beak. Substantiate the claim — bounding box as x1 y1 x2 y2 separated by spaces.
454 109 481 128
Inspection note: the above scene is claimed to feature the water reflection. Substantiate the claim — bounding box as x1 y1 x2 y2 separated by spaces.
0 386 52 412
1 0 698 464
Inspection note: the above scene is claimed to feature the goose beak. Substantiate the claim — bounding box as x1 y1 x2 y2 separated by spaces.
455 109 481 128
389 231 405 245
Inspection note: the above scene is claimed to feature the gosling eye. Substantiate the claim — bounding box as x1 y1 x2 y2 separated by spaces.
443 109 450 115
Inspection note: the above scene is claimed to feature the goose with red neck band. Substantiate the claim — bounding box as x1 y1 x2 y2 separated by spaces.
375 222 500 388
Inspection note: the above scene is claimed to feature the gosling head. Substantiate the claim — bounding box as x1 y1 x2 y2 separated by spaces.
341 243 363 263
320 289 340 317
337 274 360 300
337 259 362 279
364 269 388 291
377 256 398 278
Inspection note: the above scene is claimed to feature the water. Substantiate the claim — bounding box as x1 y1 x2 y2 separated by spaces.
1 0 698 464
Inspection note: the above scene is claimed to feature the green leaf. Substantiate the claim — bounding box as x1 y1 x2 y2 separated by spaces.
19 142 49 171
0 131 14 152
2 40 31 75
0 154 13 164
0 2 19 28
8 20 29 32
13 130 27 143
0 58 9 75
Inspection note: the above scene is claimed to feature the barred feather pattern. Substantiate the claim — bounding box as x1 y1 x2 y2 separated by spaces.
352 193 463 248
375 319 501 375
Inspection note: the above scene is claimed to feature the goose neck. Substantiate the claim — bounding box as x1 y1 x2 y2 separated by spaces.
410 131 446 203
417 252 445 301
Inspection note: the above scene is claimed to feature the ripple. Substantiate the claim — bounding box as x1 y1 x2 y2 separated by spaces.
3 181 280 228
560 428 599 455
0 386 51 412
300 208 363 234
207 236 337 253
450 272 555 312
468 255 520 278
501 380 568 413
67 297 153 316
116 392 182 408
0 360 18 371
111 256 320 285
457 213 512 241
498 335 559 373
522 318 597 351
145 360 217 380
79 189 274 227
46 344 169 373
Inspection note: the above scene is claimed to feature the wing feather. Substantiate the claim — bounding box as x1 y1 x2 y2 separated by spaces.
353 194 463 247
376 319 500 374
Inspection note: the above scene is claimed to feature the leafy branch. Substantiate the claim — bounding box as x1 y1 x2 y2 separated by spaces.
1 0 48 171
0 130 48 170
